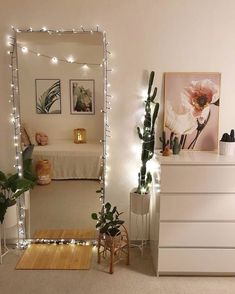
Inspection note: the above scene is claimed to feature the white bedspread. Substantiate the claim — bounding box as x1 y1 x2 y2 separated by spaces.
33 140 103 179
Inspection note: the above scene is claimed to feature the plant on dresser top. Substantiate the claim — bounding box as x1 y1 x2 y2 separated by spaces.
159 130 182 155
219 129 235 155
131 71 159 215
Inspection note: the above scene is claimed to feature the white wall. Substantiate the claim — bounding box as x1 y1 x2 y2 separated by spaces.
1 0 235 227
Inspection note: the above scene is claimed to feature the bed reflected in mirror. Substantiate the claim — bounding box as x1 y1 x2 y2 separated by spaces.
17 31 104 239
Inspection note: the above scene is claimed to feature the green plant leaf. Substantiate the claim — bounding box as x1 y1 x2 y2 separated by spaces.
100 223 111 234
105 202 111 212
106 212 114 221
91 213 98 220
0 171 7 182
111 206 117 214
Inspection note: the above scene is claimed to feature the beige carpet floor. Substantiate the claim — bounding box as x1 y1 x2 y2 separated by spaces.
1 247 235 294
29 180 101 237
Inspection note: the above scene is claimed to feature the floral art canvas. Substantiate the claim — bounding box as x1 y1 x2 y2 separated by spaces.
164 72 221 151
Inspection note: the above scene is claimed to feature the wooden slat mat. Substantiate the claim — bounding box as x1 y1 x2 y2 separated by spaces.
16 244 93 270
33 229 97 240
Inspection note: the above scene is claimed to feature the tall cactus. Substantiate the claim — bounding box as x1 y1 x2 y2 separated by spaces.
136 71 159 194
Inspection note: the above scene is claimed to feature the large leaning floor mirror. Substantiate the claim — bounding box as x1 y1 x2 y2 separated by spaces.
16 30 105 241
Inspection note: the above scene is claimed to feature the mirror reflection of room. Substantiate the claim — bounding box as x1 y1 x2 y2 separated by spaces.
17 32 104 238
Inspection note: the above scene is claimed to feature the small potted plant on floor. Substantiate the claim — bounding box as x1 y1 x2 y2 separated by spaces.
130 71 160 215
92 203 129 274
91 202 125 246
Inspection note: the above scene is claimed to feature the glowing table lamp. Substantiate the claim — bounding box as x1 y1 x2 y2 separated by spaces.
74 128 86 144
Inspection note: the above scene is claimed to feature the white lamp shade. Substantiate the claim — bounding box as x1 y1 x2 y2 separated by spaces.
4 204 17 228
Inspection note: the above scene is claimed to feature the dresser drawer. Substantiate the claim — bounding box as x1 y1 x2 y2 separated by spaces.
161 165 235 193
160 194 235 221
158 248 235 274
159 223 235 247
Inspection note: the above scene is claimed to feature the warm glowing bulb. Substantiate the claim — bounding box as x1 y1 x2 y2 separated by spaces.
42 26 47 31
21 47 28 53
83 64 88 69
67 57 74 63
51 57 58 64
37 53 40 56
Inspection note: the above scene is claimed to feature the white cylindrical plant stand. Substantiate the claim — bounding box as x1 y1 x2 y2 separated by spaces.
130 189 150 255
4 204 17 229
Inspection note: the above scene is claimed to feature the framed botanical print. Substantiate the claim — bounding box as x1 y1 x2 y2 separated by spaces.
164 72 221 151
70 79 95 115
35 79 61 114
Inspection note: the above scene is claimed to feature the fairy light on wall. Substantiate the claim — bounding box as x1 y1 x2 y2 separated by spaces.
7 25 113 247
16 43 102 67
7 28 26 248
51 56 58 64
21 46 28 53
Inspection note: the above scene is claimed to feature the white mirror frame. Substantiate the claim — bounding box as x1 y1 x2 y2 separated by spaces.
8 26 111 247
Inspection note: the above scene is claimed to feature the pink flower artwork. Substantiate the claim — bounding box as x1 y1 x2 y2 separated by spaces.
164 73 221 151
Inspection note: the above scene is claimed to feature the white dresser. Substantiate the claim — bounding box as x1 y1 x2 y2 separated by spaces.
155 151 235 275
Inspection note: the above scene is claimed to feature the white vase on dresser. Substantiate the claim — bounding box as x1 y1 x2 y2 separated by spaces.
152 150 235 276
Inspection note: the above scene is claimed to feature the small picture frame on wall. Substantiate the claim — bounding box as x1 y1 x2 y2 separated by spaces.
70 79 95 115
164 72 221 151
35 79 61 114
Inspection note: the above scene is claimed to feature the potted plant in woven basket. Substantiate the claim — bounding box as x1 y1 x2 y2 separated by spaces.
91 202 125 246
130 71 160 215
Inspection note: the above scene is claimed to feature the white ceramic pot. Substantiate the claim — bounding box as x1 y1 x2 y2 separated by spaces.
219 141 235 156
130 189 150 215
4 204 17 228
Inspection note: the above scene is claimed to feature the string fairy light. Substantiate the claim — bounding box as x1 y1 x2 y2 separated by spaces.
8 25 113 248
17 43 102 67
